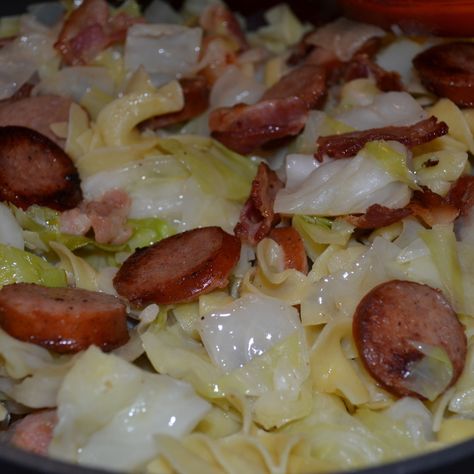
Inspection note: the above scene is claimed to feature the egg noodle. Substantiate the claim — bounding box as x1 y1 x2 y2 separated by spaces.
1 0 474 472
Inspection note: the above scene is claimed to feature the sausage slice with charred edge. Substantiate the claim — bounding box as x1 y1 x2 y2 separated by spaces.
268 227 308 274
0 283 129 354
113 226 241 305
353 280 466 399
0 126 82 210
413 42 474 108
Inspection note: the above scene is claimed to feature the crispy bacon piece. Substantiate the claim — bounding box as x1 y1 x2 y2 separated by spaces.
139 77 209 131
55 0 141 66
315 117 448 161
346 204 412 229
200 4 248 51
269 227 308 274
261 65 328 110
60 189 132 245
344 55 405 92
409 186 459 226
10 410 57 456
447 175 474 217
413 42 474 108
210 97 308 154
234 163 284 245
199 35 238 85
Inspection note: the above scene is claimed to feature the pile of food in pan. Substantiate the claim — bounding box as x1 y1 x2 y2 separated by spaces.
1 0 474 472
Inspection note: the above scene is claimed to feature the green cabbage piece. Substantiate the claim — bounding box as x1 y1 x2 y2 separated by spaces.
158 136 257 202
248 4 310 54
14 205 174 254
401 341 453 401
0 244 66 288
292 215 354 261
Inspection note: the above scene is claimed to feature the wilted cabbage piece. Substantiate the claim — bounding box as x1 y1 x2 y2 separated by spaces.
49 347 210 471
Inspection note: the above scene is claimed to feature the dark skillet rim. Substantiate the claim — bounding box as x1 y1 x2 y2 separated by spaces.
1 437 474 474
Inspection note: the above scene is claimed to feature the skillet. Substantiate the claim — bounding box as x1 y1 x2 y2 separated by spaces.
0 1 474 473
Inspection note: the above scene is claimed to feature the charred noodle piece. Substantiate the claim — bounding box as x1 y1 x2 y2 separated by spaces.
413 42 474 107
234 162 284 245
261 65 328 110
113 227 241 305
268 227 308 274
0 95 73 147
55 0 139 65
315 116 448 161
0 283 129 353
139 77 210 131
10 410 57 456
210 97 308 154
353 280 467 399
0 126 82 211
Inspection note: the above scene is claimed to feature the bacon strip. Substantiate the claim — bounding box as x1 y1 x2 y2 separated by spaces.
346 204 412 229
262 65 328 110
234 163 284 245
447 175 474 217
200 4 248 51
210 97 308 154
60 189 132 245
315 117 448 161
139 77 209 131
55 0 141 66
344 55 405 92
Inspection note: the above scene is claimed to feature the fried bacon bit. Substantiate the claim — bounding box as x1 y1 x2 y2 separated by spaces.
199 35 238 85
346 204 412 229
315 116 449 161
447 175 474 217
139 77 210 131
409 186 459 227
200 4 248 52
55 0 141 66
60 189 132 245
10 410 57 456
210 97 308 154
234 163 284 245
262 65 328 110
269 226 308 274
344 55 405 92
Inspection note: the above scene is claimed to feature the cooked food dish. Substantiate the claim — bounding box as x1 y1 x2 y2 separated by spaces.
1 1 474 473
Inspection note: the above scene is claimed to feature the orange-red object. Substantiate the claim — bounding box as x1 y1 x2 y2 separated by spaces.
340 0 474 36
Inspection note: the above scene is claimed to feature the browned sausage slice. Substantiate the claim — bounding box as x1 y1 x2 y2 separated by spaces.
0 126 82 210
113 226 241 305
353 280 467 399
262 65 328 110
413 42 474 107
268 227 308 274
0 283 129 354
0 95 73 146
9 410 57 456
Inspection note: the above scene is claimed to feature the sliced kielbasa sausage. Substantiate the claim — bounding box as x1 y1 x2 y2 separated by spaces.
0 126 82 210
0 283 129 353
113 226 241 305
353 280 467 399
413 42 474 107
0 95 73 146
9 410 57 456
268 227 308 274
